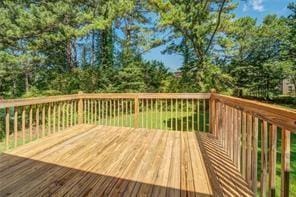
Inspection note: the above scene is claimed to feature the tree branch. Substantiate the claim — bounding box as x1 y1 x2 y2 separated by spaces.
204 0 226 55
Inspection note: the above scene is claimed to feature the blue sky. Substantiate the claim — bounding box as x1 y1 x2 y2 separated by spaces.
143 0 293 71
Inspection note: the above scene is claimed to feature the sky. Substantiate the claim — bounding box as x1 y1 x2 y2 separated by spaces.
143 0 293 71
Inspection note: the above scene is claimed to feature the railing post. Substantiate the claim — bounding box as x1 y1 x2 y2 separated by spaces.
134 96 139 128
210 89 216 136
78 91 84 125
281 129 290 197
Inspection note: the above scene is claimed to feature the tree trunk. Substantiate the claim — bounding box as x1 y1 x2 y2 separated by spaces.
91 31 95 66
13 80 17 96
66 39 73 71
25 71 29 93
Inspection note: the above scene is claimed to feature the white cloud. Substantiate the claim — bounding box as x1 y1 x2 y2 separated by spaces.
251 0 264 12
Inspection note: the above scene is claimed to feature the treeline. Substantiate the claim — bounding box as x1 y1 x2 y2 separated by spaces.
0 1 295 98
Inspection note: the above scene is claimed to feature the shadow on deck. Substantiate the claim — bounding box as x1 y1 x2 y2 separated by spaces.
0 125 253 196
198 133 254 196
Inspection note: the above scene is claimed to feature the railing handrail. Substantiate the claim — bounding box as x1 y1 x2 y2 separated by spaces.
0 94 80 108
80 93 211 99
212 93 296 133
0 93 211 108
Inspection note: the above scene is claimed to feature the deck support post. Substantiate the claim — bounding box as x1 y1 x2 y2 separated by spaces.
210 89 216 136
78 91 84 125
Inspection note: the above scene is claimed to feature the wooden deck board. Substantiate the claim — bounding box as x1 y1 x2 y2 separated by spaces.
0 125 213 197
198 133 254 197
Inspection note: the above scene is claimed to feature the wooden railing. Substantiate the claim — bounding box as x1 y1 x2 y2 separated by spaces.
0 91 295 196
80 93 210 131
0 93 210 150
0 94 81 150
211 93 296 197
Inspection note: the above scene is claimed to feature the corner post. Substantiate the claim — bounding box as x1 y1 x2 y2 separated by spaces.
78 91 84 125
134 96 139 128
210 89 217 136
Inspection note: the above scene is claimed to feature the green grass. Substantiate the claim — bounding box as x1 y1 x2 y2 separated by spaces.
84 110 209 131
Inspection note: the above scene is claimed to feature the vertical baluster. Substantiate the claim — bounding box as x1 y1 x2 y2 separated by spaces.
42 105 45 137
237 109 242 171
62 102 65 130
95 99 98 125
221 103 226 148
155 99 158 129
181 99 183 131
261 120 268 196
105 99 107 126
91 99 94 124
233 108 238 166
84 100 87 123
203 99 206 132
87 99 90 124
172 99 174 131
215 102 220 139
192 99 194 131
98 99 101 125
197 99 200 131
134 97 139 128
146 99 149 129
53 104 56 133
35 105 40 139
94 100 96 125
102 100 105 125
111 99 114 126
48 103 51 134
125 100 128 127
174 99 177 131
30 106 33 140
64 102 67 128
150 99 153 129
29 105 33 141
94 100 98 125
247 113 253 186
160 99 163 130
165 99 168 130
281 129 290 197
121 99 123 127
252 117 259 194
70 100 73 127
268 124 277 197
131 99 133 127
186 99 189 131
14 107 18 148
141 99 145 128
22 106 26 145
230 107 234 160
242 112 247 179
5 108 10 150
58 102 61 132
225 106 229 154
66 101 69 127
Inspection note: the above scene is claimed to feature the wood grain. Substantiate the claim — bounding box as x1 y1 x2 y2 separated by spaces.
0 126 213 196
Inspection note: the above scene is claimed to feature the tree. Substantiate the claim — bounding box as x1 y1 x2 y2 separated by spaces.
150 0 236 90
285 3 296 95
219 14 290 98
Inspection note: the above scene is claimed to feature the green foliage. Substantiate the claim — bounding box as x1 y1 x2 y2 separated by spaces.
0 0 295 99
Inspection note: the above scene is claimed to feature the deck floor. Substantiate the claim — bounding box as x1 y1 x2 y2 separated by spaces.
0 125 212 197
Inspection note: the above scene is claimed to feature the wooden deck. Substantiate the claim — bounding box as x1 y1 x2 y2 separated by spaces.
0 125 213 197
